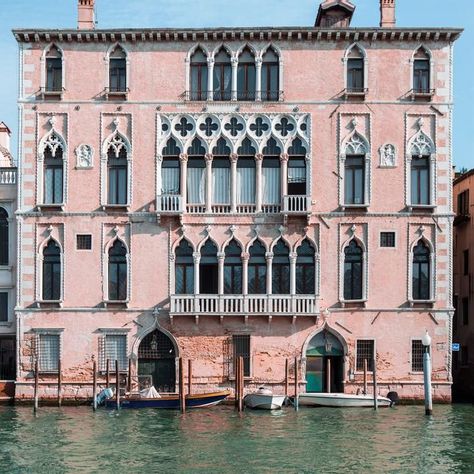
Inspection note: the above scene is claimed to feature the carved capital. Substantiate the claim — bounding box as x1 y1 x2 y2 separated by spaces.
289 252 298 262
217 252 226 261
207 57 215 67
231 57 239 65
156 154 163 163
205 153 214 163
241 252 250 262
255 57 263 66
230 153 239 163
265 252 274 261
179 153 188 163
280 153 289 163
255 153 264 162
192 252 201 264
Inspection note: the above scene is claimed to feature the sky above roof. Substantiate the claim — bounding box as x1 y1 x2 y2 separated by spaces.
0 0 472 169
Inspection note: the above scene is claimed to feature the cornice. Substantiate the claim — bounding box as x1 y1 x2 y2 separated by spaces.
12 27 463 44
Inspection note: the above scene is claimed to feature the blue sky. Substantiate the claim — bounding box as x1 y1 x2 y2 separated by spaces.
0 0 472 169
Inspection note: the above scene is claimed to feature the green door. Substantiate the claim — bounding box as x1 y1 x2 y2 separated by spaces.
306 356 324 392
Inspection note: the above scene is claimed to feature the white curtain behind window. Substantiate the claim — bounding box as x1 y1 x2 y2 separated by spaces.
212 167 230 204
262 167 281 204
288 167 306 183
162 168 180 194
187 168 205 203
237 167 256 204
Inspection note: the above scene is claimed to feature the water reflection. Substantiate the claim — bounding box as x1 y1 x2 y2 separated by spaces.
0 405 473 473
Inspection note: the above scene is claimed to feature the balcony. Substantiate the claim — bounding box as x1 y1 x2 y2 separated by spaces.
282 195 311 215
39 86 65 101
0 169 16 185
344 87 368 99
157 194 184 215
170 294 320 322
410 88 435 101
104 87 129 101
183 90 283 102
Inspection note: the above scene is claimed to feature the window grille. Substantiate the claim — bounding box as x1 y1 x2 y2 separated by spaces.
227 335 251 378
0 292 8 322
356 340 374 372
411 340 424 372
38 334 60 372
100 334 128 372
76 234 92 250
380 232 395 248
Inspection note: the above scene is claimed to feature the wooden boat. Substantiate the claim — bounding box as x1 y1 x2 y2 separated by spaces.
244 387 286 410
297 392 393 408
104 390 230 409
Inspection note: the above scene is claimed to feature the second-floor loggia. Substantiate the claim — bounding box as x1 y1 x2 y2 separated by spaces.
156 135 311 217
170 237 320 321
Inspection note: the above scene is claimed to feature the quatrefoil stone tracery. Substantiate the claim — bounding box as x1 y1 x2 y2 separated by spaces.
275 117 295 137
175 117 193 137
200 117 219 137
224 117 244 137
250 117 269 137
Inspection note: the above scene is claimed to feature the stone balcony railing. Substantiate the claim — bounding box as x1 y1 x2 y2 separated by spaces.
0 168 16 185
170 294 319 319
157 194 184 214
282 195 311 215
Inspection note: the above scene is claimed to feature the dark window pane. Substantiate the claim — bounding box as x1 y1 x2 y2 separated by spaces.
43 240 61 301
0 208 8 266
0 293 8 322
356 340 374 371
380 232 396 248
344 240 363 300
413 241 430 300
345 155 365 205
46 58 62 92
108 240 127 301
109 58 126 92
233 334 250 377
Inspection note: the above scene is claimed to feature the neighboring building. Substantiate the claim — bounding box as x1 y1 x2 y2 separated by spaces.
12 0 461 401
0 122 17 400
453 169 474 401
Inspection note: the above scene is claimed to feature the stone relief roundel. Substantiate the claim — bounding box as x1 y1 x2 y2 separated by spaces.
75 144 94 168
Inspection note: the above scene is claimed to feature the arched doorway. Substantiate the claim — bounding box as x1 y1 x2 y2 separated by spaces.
138 330 176 392
305 330 344 393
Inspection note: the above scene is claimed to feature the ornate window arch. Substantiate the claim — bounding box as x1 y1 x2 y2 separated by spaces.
213 46 232 101
237 46 256 101
343 43 368 94
272 238 290 295
248 238 267 295
101 122 132 208
411 46 434 95
261 45 282 101
41 239 62 302
41 43 65 95
105 43 129 96
340 230 367 304
107 239 128 302
188 46 209 101
223 238 243 294
37 122 67 207
295 238 317 295
174 238 195 295
340 123 371 208
408 234 435 303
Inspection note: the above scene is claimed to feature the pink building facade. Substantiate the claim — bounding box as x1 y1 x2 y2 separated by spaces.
12 0 461 401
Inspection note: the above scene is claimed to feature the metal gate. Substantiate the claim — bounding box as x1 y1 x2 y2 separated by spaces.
0 338 15 380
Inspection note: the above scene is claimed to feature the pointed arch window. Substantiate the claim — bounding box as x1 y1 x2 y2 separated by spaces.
344 240 363 300
187 138 206 205
237 47 256 101
0 208 8 266
45 45 63 92
412 241 431 301
262 137 281 205
212 138 231 205
261 48 279 101
190 48 208 101
200 240 218 294
288 138 307 196
162 138 180 195
344 132 368 206
237 138 256 205
248 240 266 295
409 131 433 206
107 136 128 205
296 239 315 294
108 240 127 301
213 48 232 101
413 48 431 94
224 239 242 294
272 240 290 294
347 46 365 93
175 239 194 294
109 45 127 93
42 240 61 301
43 134 64 205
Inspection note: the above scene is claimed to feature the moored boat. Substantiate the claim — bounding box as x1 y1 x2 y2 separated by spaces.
297 392 393 408
103 390 230 409
244 387 286 410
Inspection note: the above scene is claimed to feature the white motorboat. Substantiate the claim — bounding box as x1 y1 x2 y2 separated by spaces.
297 392 393 408
244 387 287 410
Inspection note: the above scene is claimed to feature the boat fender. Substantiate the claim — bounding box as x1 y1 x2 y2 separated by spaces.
386 391 399 407
95 387 114 406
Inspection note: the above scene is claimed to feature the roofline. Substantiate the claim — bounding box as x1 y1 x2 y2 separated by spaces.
454 169 474 186
12 27 463 44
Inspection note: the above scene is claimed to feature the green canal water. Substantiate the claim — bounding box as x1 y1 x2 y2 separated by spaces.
0 404 473 473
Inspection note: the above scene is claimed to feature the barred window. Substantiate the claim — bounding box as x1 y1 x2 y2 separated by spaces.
100 334 127 372
411 340 424 372
233 335 250 377
380 232 395 248
76 234 92 250
356 340 374 372
38 334 60 372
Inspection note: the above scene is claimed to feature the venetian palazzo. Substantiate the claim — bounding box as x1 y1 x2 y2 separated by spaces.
10 0 461 401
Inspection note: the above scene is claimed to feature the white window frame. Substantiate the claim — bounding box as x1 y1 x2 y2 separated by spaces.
36 236 64 306
102 235 131 306
40 43 66 94
379 230 397 249
104 43 130 97
98 329 130 373
75 233 93 252
408 236 436 305
339 234 368 305
343 43 368 93
409 45 435 95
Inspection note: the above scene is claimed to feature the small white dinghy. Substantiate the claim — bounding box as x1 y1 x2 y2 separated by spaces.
244 387 286 410
298 392 393 408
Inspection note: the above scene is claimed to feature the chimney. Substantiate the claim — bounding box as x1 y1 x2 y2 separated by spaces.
78 0 96 30
380 0 396 28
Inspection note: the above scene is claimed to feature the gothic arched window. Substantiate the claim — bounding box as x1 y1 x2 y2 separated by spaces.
236 138 256 206
45 45 62 92
162 138 180 195
344 132 368 206
213 48 232 101
107 136 128 205
0 208 8 266
43 240 61 301
248 240 266 295
109 45 127 93
224 239 242 294
288 138 307 196
344 240 363 300
296 239 315 294
187 138 206 205
262 137 281 206
175 239 194 295
190 47 208 101
261 48 279 101
413 47 430 94
237 47 256 101
346 45 365 93
200 240 218 294
212 138 231 206
43 134 64 205
108 240 127 301
413 241 431 301
272 239 290 294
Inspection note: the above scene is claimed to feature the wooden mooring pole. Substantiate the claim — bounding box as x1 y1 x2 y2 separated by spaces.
188 359 192 395
179 357 185 414
326 358 331 393
92 360 98 411
285 358 289 399
373 355 378 411
235 356 240 409
115 360 120 410
106 359 110 388
363 359 368 395
57 358 62 408
127 358 132 393
34 358 39 413
294 357 299 411
238 356 244 413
